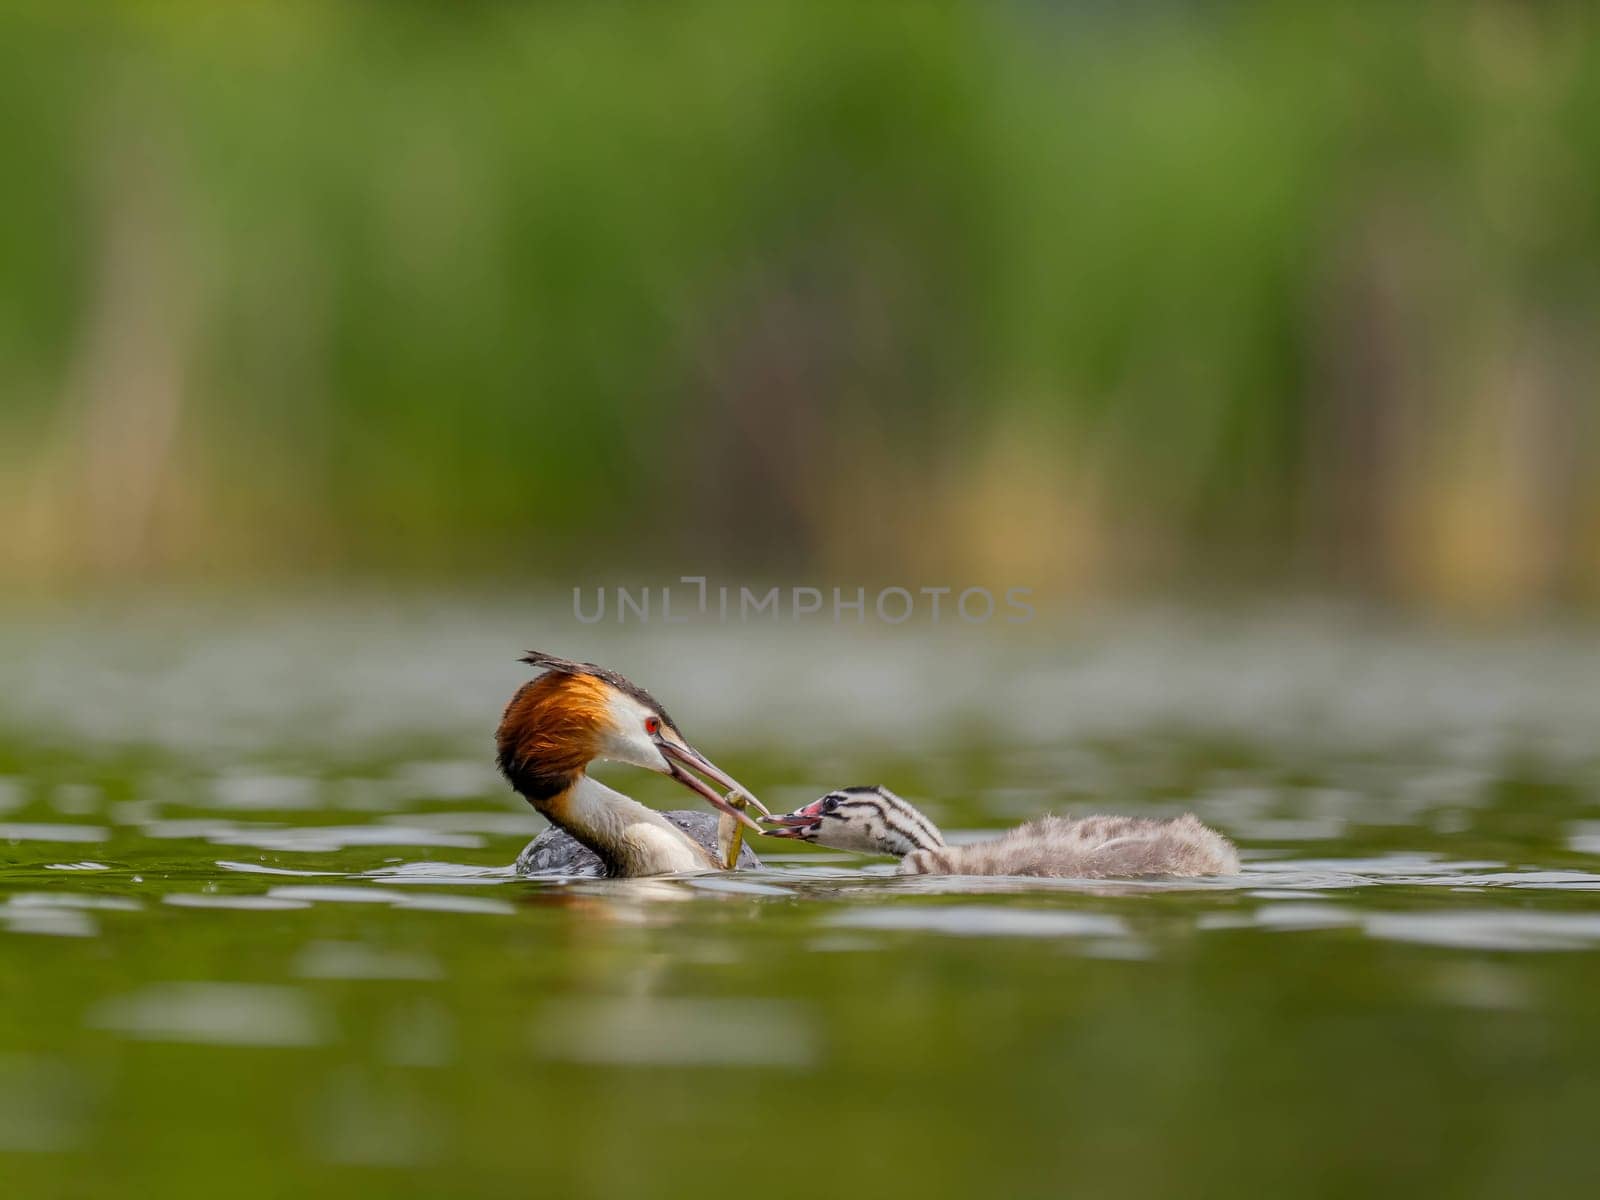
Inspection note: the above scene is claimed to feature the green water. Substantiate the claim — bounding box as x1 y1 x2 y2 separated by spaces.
3 605 1600 1198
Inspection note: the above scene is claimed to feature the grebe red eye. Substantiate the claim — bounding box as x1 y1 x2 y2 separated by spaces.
644 717 660 735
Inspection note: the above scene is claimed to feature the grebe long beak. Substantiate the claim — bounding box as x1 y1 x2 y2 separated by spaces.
656 738 769 831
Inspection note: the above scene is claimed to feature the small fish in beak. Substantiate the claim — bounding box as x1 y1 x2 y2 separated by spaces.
655 735 769 832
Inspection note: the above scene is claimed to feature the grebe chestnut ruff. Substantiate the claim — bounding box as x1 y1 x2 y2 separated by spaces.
498 652 766 877
762 786 1239 878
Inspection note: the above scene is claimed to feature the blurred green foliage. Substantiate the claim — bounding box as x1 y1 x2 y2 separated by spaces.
1 1 1597 611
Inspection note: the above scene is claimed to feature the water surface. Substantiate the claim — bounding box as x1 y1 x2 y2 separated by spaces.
3 601 1599 1198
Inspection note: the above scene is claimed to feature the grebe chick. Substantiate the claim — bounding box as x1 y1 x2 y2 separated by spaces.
497 652 767 877
763 786 1239 878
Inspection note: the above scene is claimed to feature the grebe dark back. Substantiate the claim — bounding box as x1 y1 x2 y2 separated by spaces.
516 810 760 876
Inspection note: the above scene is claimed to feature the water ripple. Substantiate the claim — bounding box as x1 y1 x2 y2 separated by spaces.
535 998 817 1069
832 906 1128 939
0 823 109 843
87 983 328 1047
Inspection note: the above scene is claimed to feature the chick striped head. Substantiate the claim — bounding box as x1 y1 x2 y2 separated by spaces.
761 786 944 856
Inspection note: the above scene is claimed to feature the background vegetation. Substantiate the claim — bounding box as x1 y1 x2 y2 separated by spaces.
2 1 1597 615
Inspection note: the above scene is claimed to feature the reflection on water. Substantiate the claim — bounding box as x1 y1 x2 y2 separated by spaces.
2 604 1600 1196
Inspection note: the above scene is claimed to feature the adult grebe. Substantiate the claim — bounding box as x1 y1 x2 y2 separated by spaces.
762 786 1239 877
498 652 766 877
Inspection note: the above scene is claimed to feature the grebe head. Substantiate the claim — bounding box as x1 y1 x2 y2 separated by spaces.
761 786 944 856
496 651 765 828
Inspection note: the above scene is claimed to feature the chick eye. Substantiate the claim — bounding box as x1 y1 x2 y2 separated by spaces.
644 717 661 735
822 796 839 813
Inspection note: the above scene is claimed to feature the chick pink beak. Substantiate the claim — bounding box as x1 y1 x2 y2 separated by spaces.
759 800 825 839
